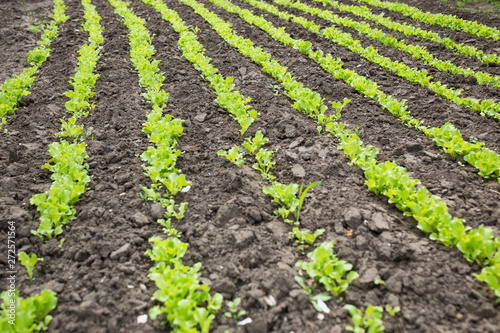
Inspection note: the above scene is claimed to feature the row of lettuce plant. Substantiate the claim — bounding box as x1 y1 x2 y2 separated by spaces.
0 0 68 130
0 289 58 332
312 0 500 64
246 0 500 121
108 0 223 331
139 0 364 323
270 0 500 90
139 0 259 136
352 0 500 40
0 1 99 331
30 0 103 240
177 0 500 299
203 0 500 181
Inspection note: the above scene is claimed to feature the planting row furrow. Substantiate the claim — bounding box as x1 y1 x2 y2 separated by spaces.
310 0 500 64
1 0 102 330
351 0 500 40
30 0 104 240
0 0 68 130
247 0 500 121
176 0 500 300
139 0 385 328
108 0 224 331
204 0 500 180
271 0 500 90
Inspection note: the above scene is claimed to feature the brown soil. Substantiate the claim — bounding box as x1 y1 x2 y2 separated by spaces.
0 0 56 83
1 0 499 332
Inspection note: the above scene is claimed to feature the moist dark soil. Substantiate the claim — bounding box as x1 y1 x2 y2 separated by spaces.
0 0 56 83
1 0 499 332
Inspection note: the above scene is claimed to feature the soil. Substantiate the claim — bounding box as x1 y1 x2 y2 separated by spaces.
0 0 56 83
1 0 500 332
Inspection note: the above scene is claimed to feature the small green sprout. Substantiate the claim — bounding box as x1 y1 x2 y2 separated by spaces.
58 238 65 249
18 251 43 280
263 180 322 225
344 304 385 333
290 228 325 245
218 145 245 167
294 276 332 312
224 298 246 320
385 305 401 316
268 84 279 95
243 130 268 154
252 148 276 180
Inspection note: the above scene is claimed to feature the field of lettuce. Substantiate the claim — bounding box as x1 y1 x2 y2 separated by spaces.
1 0 500 332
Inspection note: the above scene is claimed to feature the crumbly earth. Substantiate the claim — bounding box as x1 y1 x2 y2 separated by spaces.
1 0 500 332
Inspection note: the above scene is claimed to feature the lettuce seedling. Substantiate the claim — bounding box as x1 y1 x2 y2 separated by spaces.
218 145 245 167
55 118 84 140
140 184 162 203
344 304 385 333
252 148 276 180
0 289 57 332
18 251 43 280
224 297 246 320
263 182 299 224
294 275 332 312
296 241 359 301
385 305 400 316
290 228 325 245
263 180 322 225
243 130 268 154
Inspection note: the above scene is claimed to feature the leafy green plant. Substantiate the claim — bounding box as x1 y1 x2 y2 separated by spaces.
294 275 333 312
268 84 280 95
385 305 400 317
18 251 43 280
224 298 246 320
218 145 245 167
30 141 90 239
296 241 359 301
252 148 276 179
207 0 500 180
344 304 385 333
144 236 223 332
0 0 68 128
243 130 268 154
263 182 299 224
27 23 46 34
263 180 322 225
55 118 84 140
0 289 58 332
290 228 325 245
352 0 500 41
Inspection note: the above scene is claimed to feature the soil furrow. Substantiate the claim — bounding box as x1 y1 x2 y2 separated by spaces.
300 0 500 76
0 0 55 83
338 0 500 51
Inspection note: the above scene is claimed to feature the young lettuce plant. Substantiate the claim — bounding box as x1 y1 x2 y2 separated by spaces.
294 275 332 312
218 145 245 167
263 180 322 225
252 148 276 180
224 298 246 321
296 241 359 301
18 251 43 280
290 228 325 245
344 304 385 333
243 130 268 154
0 289 58 332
